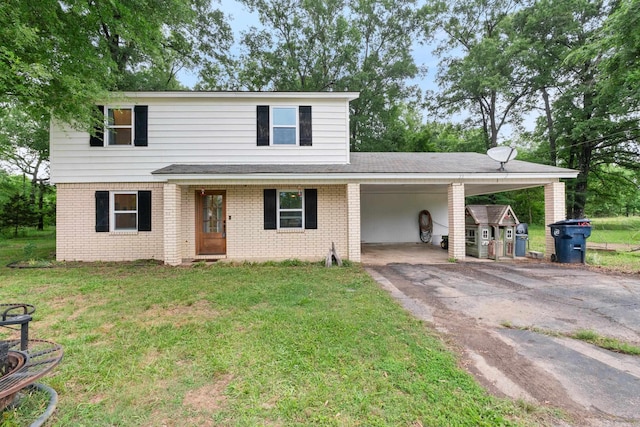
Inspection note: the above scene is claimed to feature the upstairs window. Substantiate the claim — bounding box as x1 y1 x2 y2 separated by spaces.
272 107 297 145
107 108 133 145
257 106 312 146
90 105 148 147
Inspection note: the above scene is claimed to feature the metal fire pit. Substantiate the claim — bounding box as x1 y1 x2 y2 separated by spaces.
0 304 63 411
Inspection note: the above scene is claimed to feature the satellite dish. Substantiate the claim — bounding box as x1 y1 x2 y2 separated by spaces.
487 146 518 171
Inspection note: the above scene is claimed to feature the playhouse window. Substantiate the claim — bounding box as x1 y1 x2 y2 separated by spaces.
482 229 489 239
465 229 476 244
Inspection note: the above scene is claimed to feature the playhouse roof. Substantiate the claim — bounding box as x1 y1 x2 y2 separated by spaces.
465 205 519 226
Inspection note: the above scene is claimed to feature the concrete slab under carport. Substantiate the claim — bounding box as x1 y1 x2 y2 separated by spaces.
361 242 506 265
358 179 568 263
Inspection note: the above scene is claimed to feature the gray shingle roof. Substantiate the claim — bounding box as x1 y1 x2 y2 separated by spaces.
466 205 519 225
152 152 576 176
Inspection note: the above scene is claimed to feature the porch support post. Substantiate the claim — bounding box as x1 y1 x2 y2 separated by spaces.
544 181 566 260
346 183 361 262
163 183 182 266
448 183 466 261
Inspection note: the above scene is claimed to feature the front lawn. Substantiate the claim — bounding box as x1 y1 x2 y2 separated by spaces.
0 232 544 426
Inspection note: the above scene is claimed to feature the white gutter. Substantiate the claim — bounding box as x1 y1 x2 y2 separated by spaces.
153 172 579 182
115 91 360 101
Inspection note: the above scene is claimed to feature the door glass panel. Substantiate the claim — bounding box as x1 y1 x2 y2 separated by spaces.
203 195 223 233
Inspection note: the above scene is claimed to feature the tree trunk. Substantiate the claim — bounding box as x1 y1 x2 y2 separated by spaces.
489 91 498 148
541 87 557 166
37 181 45 231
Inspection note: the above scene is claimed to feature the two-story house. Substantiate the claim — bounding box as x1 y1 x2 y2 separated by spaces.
50 92 577 265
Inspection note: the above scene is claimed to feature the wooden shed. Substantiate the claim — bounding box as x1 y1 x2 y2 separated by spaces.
465 205 520 259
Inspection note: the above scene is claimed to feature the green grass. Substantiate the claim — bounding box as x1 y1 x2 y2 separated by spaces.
570 330 640 356
527 217 640 273
502 324 640 357
0 231 542 426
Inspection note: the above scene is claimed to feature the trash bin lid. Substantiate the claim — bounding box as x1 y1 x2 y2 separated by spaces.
515 223 528 234
548 218 591 227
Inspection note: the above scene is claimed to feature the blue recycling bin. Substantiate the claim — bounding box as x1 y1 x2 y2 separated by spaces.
548 219 591 263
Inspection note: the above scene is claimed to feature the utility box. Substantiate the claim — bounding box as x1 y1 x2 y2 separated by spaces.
515 223 528 257
548 219 592 263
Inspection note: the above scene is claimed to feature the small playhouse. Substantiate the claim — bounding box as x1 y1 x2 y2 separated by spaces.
465 205 520 259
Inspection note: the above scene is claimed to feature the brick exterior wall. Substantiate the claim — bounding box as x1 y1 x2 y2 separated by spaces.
178 184 351 263
544 181 566 259
58 183 352 264
448 183 466 260
56 183 164 261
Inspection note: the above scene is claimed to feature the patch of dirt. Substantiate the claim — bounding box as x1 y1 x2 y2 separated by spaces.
139 300 220 327
371 265 586 427
182 373 233 412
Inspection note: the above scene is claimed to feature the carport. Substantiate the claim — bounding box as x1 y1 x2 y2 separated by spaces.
353 152 578 262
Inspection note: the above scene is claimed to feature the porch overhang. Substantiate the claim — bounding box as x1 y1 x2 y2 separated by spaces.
152 152 578 264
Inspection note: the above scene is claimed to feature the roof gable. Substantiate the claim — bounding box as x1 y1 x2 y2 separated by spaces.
465 205 519 226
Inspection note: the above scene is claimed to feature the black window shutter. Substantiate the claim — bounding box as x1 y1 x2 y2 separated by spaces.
299 106 312 146
134 105 148 147
304 189 317 229
138 190 152 231
257 105 270 146
95 191 109 232
90 105 105 147
264 189 277 229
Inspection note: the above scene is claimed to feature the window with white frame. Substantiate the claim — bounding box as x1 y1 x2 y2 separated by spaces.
278 190 304 228
112 192 137 231
506 228 513 240
272 107 297 145
482 228 489 239
107 107 133 145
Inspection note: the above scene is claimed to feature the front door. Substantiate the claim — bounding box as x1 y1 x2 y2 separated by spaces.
196 191 226 255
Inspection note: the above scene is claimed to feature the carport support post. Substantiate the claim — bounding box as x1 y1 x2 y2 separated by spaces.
448 183 466 261
163 183 182 266
544 181 565 260
347 183 361 262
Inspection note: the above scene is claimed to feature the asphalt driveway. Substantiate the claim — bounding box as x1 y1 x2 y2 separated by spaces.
367 261 640 426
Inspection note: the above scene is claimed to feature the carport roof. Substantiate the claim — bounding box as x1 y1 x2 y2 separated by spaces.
152 152 577 177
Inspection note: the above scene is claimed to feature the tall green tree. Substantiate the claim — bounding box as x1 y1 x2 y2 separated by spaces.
597 0 640 112
428 0 533 149
0 106 50 229
199 0 425 151
1 0 231 124
517 0 639 218
0 193 37 237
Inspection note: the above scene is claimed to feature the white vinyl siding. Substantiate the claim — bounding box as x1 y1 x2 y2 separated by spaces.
50 95 352 183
